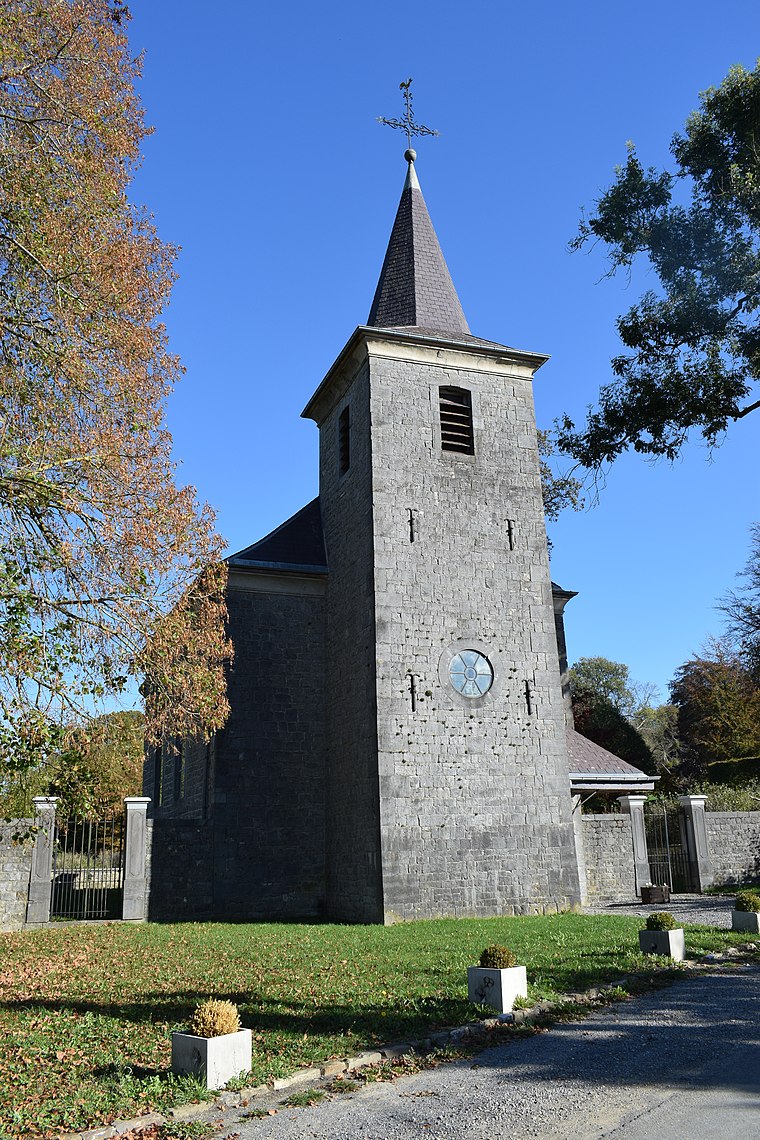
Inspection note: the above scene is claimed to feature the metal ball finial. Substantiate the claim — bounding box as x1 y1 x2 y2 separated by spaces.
404 148 417 163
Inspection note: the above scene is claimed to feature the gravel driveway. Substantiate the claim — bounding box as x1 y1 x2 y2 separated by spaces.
215 961 760 1140
584 894 736 928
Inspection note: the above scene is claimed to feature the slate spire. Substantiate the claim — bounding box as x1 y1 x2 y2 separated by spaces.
367 150 470 337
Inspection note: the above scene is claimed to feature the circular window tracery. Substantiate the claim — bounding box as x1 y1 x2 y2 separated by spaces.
448 650 493 698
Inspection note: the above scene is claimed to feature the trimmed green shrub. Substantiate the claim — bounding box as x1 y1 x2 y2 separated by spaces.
479 944 517 969
645 912 678 931
735 890 760 913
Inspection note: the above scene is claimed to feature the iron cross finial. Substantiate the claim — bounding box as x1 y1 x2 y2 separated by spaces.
377 77 439 158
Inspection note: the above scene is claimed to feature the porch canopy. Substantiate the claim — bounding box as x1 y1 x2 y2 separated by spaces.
566 727 658 795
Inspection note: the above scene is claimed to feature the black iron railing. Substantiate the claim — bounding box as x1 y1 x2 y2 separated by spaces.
50 814 126 920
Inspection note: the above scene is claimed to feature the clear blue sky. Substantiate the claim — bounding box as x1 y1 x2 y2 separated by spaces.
127 1 758 701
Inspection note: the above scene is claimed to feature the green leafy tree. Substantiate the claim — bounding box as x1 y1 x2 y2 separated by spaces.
721 522 760 679
48 711 145 817
0 710 144 818
536 428 584 522
569 656 657 718
569 656 656 772
636 703 683 776
670 640 760 768
558 62 760 470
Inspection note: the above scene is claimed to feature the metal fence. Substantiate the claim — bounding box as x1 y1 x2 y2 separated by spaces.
50 814 126 920
644 805 696 894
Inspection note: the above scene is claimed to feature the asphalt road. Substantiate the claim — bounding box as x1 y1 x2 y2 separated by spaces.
218 965 760 1140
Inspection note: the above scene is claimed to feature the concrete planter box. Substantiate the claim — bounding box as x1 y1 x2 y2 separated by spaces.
638 928 685 960
172 1028 252 1089
467 965 527 1013
732 909 760 933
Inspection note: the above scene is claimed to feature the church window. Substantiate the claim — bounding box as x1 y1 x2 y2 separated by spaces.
449 650 493 697
439 387 474 454
338 406 350 474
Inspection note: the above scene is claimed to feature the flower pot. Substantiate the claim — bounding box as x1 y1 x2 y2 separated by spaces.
640 885 670 905
732 909 760 933
172 1028 252 1089
638 928 685 960
467 965 527 1013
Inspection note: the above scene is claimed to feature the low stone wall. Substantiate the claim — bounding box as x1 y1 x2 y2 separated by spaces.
0 822 34 931
146 819 214 922
706 811 760 887
581 814 636 902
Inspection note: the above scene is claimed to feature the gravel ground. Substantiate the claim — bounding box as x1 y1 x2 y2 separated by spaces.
584 895 736 928
217 964 760 1140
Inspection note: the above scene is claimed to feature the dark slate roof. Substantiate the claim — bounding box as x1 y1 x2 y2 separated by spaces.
566 728 649 777
378 325 511 350
367 160 470 336
227 498 327 574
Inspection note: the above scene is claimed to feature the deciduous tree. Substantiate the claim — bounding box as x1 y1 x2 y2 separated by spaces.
0 1 231 779
670 640 760 766
558 62 760 470
721 522 760 679
569 656 656 772
536 428 584 522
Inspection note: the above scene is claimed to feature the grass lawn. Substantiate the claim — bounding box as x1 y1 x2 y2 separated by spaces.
0 914 754 1137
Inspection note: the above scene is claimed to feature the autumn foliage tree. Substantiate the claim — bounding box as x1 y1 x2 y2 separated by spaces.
670 641 760 768
0 1 231 780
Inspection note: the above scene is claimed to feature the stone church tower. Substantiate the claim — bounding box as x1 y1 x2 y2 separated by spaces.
303 151 581 921
145 149 583 922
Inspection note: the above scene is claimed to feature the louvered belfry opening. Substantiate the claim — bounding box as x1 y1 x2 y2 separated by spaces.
439 386 474 455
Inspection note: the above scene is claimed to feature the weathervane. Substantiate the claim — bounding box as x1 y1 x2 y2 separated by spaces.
377 78 439 158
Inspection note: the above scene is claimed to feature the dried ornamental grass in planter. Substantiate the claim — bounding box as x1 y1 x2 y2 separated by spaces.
172 1000 252 1089
190 999 240 1037
639 911 685 960
468 944 527 1013
732 890 760 932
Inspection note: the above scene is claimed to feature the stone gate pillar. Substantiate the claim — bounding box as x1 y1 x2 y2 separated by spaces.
616 794 650 895
123 797 151 921
571 795 589 906
678 794 714 892
26 797 58 926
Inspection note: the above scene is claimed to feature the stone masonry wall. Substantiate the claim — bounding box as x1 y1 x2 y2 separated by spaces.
581 814 636 901
145 818 214 921
210 577 328 920
143 737 209 822
319 360 384 922
705 811 760 887
0 822 33 931
368 341 581 919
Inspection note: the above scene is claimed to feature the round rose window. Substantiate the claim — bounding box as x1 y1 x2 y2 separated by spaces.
448 650 493 698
